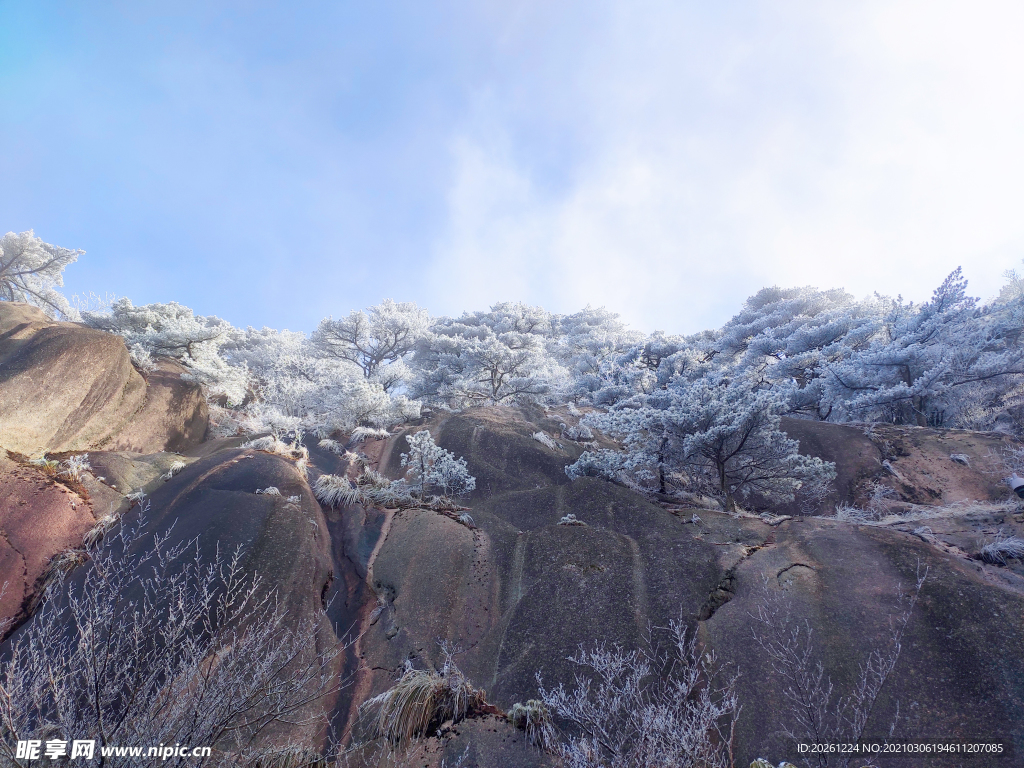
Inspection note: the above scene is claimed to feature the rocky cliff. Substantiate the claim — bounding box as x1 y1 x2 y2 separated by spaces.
2 301 1023 767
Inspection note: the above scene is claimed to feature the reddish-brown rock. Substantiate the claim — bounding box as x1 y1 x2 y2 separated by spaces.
0 451 95 633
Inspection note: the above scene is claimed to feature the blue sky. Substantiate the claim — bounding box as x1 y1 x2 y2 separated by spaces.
2 1 1023 334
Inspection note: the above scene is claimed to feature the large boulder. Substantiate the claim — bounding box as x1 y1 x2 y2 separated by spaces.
0 302 207 455
103 358 208 453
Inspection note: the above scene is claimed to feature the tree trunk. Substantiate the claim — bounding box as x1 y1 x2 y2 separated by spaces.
913 395 928 427
718 461 736 512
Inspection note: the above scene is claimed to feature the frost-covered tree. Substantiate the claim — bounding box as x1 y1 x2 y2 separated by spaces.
0 230 83 320
412 303 566 406
568 375 835 512
822 268 1024 427
311 300 430 389
220 326 420 437
710 286 885 418
550 306 644 401
399 430 476 498
84 299 248 405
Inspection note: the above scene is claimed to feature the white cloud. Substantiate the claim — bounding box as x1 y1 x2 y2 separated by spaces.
429 0 1024 332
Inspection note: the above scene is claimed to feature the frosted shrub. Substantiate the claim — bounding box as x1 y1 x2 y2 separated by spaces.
752 565 928 767
84 298 248 405
128 342 157 373
400 431 476 499
0 517 344 766
558 514 587 526
538 621 738 768
256 486 282 496
566 375 836 511
561 423 594 442
318 438 345 455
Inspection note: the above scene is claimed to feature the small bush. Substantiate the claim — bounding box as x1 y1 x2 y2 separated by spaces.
127 343 157 373
560 423 593 442
558 513 587 526
457 512 475 528
538 620 738 768
256 486 282 496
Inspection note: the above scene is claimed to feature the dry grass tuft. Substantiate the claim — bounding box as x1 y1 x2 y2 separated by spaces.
351 427 391 443
833 499 1019 527
317 438 345 455
161 460 188 481
980 531 1024 565
558 513 587 526
83 514 119 550
507 699 557 750
58 454 91 482
29 456 61 476
125 490 147 507
41 549 89 593
313 474 362 508
532 431 558 450
242 434 310 477
361 654 491 746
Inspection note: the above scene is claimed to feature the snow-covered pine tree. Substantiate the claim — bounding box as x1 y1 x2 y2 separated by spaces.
400 430 476 498
568 374 835 512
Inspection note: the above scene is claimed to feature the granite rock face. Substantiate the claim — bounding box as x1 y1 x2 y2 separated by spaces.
323 408 1024 766
0 301 207 456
